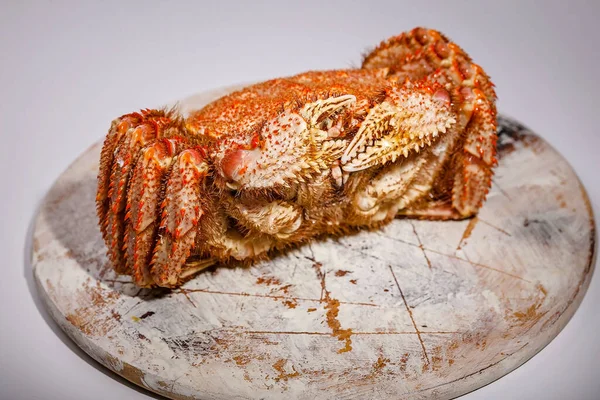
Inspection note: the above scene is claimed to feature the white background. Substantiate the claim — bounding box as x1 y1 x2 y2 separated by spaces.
1 1 599 399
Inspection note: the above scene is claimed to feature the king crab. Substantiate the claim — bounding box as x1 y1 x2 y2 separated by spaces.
96 27 497 287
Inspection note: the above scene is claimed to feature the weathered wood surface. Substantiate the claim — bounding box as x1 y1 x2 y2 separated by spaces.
32 86 596 400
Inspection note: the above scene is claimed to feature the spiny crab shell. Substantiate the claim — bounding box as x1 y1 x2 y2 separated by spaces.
96 27 497 288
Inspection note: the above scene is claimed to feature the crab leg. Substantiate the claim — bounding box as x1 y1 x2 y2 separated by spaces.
362 27 495 104
150 148 209 287
212 230 274 261
104 122 159 272
228 199 304 239
96 112 142 241
451 87 497 215
350 136 447 221
99 109 182 273
361 27 451 77
123 138 181 286
362 27 497 218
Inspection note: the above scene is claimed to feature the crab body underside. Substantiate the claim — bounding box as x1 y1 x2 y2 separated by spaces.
96 28 497 287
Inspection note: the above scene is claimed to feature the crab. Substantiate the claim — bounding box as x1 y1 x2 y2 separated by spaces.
96 27 497 288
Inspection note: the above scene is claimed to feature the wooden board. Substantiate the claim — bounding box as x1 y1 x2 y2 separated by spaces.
31 86 596 400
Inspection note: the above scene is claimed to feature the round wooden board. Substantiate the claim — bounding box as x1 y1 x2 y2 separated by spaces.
31 86 596 400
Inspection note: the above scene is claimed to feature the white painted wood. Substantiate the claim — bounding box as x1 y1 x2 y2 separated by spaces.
31 87 596 400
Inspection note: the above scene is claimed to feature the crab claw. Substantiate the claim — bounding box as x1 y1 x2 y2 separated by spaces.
216 97 353 190
341 82 455 172
220 147 261 189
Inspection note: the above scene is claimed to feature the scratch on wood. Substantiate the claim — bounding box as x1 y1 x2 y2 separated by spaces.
375 230 529 282
122 300 143 316
432 248 531 282
411 222 432 269
313 261 326 302
478 218 512 237
179 289 197 308
491 178 511 200
412 342 530 395
230 330 460 336
375 231 414 246
353 331 460 335
389 265 430 365
177 287 378 307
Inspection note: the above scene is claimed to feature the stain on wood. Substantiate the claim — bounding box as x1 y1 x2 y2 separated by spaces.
335 270 351 277
31 88 596 400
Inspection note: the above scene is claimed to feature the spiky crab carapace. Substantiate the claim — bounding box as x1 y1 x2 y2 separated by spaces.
96 27 497 287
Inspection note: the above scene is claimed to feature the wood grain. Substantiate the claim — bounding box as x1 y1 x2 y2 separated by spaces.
31 86 596 400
